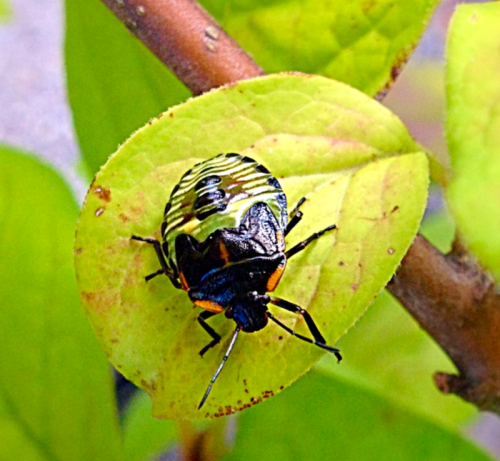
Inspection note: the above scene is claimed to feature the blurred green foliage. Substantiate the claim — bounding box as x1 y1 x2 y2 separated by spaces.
1 0 499 460
201 0 440 96
65 0 190 177
223 371 490 461
446 2 500 281
0 0 10 22
0 146 123 461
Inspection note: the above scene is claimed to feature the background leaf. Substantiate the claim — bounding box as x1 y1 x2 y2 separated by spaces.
446 2 500 281
0 146 123 461
122 391 177 461
65 0 190 177
201 0 440 96
75 74 428 419
0 0 10 22
222 370 494 461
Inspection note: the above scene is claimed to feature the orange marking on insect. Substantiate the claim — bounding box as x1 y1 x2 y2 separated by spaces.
266 263 285 292
179 271 189 291
276 231 285 251
194 299 224 313
219 241 231 263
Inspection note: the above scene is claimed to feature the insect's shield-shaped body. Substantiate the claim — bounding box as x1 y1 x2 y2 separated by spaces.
162 153 289 324
132 153 340 409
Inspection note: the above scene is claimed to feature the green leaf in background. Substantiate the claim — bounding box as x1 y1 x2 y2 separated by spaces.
201 0 440 96
0 0 11 22
320 291 474 430
65 0 190 177
74 74 428 419
122 391 177 461
446 2 500 281
0 146 123 461
222 371 494 461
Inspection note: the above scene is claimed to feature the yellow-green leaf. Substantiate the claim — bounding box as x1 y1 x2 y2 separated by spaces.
75 74 428 419
202 0 440 96
446 3 500 281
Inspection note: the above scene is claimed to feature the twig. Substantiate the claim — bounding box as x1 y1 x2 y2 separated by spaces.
388 235 500 414
100 0 500 414
100 0 264 95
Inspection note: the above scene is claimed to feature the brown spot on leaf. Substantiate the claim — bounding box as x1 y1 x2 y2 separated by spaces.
391 205 399 213
361 0 377 13
82 291 95 303
339 261 344 266
74 248 83 254
94 186 111 202
95 207 104 217
351 284 359 291
388 248 395 255
375 47 415 101
81 290 115 314
110 338 119 343
119 213 131 223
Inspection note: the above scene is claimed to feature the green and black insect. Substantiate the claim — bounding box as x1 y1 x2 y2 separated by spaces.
132 153 341 409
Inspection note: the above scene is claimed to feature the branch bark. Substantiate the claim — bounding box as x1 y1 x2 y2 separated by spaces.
100 0 264 95
100 0 500 414
388 236 500 414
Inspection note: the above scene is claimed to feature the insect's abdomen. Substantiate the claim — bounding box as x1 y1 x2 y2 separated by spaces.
163 153 287 266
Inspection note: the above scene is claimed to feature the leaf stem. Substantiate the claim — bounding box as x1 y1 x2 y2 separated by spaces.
178 419 229 461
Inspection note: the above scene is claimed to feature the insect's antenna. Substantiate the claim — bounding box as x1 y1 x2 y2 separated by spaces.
267 312 342 362
198 326 241 410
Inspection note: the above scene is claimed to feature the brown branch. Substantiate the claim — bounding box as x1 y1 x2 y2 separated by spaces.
388 235 500 413
101 0 264 95
100 0 500 414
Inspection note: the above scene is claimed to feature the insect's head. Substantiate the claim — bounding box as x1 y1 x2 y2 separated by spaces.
226 292 270 333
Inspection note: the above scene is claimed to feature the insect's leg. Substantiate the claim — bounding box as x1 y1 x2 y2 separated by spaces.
285 197 306 236
285 224 336 260
199 326 240 410
145 269 164 281
197 310 222 357
131 235 180 288
268 296 342 362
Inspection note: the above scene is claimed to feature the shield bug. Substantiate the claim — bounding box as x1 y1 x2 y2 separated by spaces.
132 153 341 409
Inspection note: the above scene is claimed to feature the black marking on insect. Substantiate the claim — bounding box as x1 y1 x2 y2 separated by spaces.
131 153 341 410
